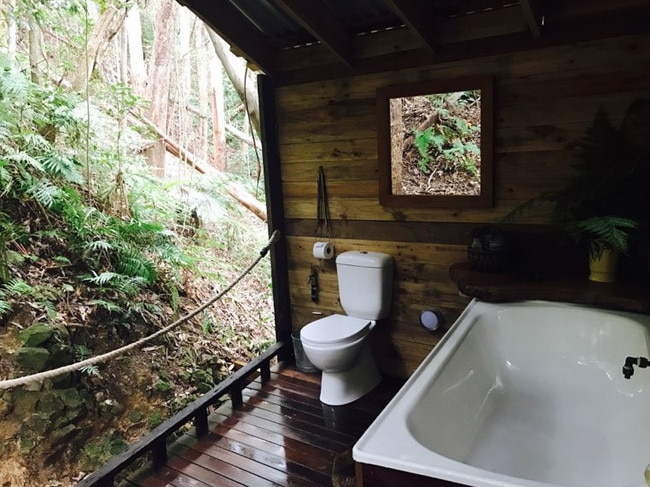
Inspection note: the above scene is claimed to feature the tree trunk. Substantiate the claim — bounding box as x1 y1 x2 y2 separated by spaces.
225 182 267 221
132 112 267 221
72 3 131 92
6 0 17 66
125 3 146 96
390 98 404 194
145 0 176 172
210 59 226 171
206 28 260 138
195 25 210 161
28 17 44 84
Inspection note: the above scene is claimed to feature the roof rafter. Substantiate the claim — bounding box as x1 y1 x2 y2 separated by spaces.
384 0 439 53
521 0 545 38
273 0 355 67
177 0 277 75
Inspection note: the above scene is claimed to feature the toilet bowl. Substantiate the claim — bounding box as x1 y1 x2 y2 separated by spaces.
299 250 393 405
301 314 381 405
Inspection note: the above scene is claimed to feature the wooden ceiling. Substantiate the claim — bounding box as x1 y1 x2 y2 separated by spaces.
178 0 650 85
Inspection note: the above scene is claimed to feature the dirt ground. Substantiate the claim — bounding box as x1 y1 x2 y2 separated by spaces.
0 215 275 487
396 94 482 196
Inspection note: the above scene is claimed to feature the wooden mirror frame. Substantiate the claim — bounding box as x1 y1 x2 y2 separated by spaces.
377 76 494 208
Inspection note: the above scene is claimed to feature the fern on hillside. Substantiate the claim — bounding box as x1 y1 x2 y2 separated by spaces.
116 246 157 283
28 178 63 208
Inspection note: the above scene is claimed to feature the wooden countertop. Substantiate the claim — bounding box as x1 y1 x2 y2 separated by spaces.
450 262 650 314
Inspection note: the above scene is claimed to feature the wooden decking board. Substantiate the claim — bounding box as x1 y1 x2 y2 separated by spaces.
123 364 403 487
207 418 335 474
175 434 324 487
208 412 338 465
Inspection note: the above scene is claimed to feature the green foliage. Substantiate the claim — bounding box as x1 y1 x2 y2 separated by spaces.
148 410 164 429
411 91 480 177
504 105 650 259
4 278 36 296
568 216 638 259
74 344 91 361
154 380 172 394
0 63 195 330
80 433 129 471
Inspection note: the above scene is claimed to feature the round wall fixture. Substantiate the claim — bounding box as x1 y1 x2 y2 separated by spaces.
419 308 444 332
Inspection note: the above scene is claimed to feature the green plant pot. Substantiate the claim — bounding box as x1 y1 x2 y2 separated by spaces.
588 249 620 283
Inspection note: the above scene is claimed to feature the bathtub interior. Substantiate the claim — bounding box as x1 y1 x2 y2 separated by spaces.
405 302 650 487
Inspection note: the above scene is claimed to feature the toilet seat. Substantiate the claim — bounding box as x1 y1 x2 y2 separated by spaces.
301 314 371 345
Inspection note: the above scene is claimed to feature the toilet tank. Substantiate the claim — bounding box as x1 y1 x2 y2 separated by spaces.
336 251 394 320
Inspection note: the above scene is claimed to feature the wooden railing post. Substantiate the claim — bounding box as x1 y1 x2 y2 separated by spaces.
194 407 208 437
151 437 167 468
230 380 243 409
76 342 287 486
260 360 271 383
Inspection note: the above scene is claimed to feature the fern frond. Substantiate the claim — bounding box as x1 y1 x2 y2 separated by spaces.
4 278 35 296
84 240 114 252
4 150 44 172
0 298 11 317
15 132 51 153
41 153 85 184
570 216 638 256
116 247 157 283
28 178 61 208
83 272 121 286
118 276 148 296
87 299 123 313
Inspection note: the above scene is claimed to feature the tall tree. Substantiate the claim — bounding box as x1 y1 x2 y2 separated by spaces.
6 0 17 65
72 2 131 92
146 0 175 131
195 25 210 162
125 2 146 96
210 54 226 171
144 0 176 173
206 28 260 138
28 15 44 84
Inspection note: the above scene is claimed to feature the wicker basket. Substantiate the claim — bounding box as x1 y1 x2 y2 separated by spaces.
467 248 509 272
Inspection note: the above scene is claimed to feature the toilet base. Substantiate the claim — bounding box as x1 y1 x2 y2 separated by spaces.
319 344 382 406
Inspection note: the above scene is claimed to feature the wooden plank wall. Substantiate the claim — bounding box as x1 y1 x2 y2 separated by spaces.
275 33 650 379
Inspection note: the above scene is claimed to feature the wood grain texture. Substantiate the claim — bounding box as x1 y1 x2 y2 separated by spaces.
277 32 650 378
123 365 404 487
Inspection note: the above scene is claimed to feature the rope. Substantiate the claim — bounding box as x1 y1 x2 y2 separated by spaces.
0 230 281 390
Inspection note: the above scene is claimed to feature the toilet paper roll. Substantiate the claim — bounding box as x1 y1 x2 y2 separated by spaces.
313 241 334 260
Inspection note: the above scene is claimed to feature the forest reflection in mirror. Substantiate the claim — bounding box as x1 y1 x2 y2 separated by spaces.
377 76 493 208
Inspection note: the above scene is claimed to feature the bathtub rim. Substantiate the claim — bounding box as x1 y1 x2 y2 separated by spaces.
353 299 650 487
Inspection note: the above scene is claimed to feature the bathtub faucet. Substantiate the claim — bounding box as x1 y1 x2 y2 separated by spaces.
622 356 650 379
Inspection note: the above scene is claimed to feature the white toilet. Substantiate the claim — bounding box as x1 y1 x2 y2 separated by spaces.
300 251 394 405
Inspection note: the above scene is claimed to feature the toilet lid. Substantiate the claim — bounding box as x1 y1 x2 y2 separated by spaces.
301 314 371 345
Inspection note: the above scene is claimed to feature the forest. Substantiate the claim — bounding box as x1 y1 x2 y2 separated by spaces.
0 1 274 485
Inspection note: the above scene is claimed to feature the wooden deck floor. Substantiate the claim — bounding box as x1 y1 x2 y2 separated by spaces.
121 365 404 487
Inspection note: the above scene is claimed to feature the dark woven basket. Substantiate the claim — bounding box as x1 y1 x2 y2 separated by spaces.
467 248 509 272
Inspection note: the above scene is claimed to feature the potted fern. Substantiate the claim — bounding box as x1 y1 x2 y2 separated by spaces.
505 102 649 282
567 216 638 282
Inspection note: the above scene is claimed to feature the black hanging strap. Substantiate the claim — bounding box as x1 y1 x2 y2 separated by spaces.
316 165 331 238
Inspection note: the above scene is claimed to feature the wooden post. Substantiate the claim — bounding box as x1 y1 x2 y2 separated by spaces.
194 408 209 437
258 75 293 362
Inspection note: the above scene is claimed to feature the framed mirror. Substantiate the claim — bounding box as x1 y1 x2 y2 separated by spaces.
377 76 494 208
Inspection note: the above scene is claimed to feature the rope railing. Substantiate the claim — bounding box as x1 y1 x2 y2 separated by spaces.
0 230 281 390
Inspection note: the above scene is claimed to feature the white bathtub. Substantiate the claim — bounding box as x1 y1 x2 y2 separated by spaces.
353 300 650 487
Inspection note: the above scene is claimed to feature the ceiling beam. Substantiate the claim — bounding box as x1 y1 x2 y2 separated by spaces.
273 0 355 67
521 0 545 38
384 0 439 53
177 0 277 75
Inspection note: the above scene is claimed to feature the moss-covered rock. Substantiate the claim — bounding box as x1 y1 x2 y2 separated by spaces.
19 325 53 347
15 346 50 371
